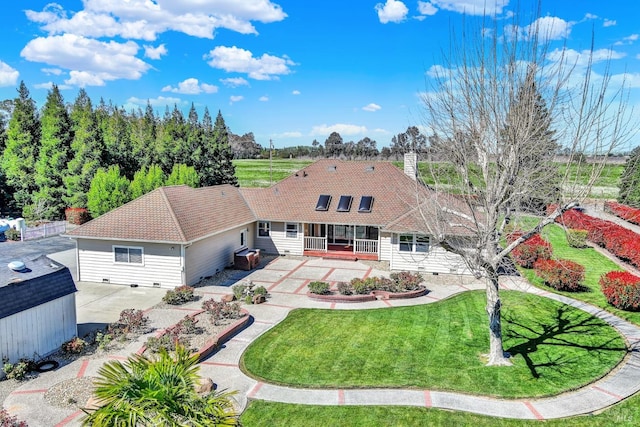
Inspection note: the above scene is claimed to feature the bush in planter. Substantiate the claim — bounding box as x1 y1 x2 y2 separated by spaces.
61 337 88 354
336 281 353 295
566 229 588 248
232 283 248 300
308 281 330 295
533 259 585 291
163 285 195 305
600 271 640 310
390 271 423 291
2 358 34 381
113 309 148 335
350 278 372 294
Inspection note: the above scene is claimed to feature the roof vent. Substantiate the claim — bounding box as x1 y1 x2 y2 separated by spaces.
365 165 375 172
8 260 26 272
327 165 337 171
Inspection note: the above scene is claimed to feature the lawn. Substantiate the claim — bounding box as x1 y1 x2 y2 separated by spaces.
240 397 640 427
515 223 640 326
233 159 311 187
241 291 625 398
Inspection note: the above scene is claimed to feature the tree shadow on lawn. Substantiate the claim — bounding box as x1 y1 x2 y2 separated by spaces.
503 305 627 379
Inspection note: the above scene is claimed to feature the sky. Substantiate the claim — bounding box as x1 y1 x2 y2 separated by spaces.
0 0 639 149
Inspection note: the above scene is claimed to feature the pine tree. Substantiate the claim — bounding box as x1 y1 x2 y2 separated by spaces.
33 84 73 220
129 165 165 199
64 89 105 209
87 165 131 217
166 164 200 187
101 103 138 179
197 110 237 186
1 81 41 212
619 146 640 207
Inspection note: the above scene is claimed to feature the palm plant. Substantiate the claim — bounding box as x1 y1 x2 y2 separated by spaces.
82 345 238 426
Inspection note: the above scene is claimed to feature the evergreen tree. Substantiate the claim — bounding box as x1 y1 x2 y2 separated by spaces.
166 164 200 187
0 113 11 214
64 89 105 209
33 84 73 219
87 165 131 217
130 101 158 169
1 81 41 212
619 146 640 207
101 104 138 179
129 164 165 199
198 110 237 186
324 132 343 158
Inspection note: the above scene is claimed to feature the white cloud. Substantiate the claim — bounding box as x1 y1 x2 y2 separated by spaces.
230 95 244 104
610 72 640 89
524 16 573 41
362 103 381 112
41 67 64 75
162 78 218 94
126 95 184 107
259 96 269 102
425 64 452 78
33 81 72 90
430 0 508 16
144 44 167 59
614 34 639 46
292 90 301 95
220 77 249 87
0 61 19 87
548 48 626 68
584 13 598 20
276 131 303 138
21 33 150 87
25 0 287 41
205 46 295 80
375 0 408 24
603 19 617 27
310 123 368 136
418 1 438 16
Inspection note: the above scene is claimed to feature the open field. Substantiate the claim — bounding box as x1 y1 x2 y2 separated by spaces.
233 159 312 187
241 291 624 398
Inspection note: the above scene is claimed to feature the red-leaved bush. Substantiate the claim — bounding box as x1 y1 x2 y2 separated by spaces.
507 231 552 268
600 271 640 311
64 207 91 225
533 258 585 291
557 209 640 270
605 201 640 226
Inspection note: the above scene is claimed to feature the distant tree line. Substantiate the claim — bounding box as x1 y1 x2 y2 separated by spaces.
0 82 237 221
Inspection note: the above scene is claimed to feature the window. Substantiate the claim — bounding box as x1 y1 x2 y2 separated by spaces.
399 235 413 252
358 196 374 213
114 246 143 264
336 195 353 212
398 234 430 253
258 221 270 237
315 195 332 211
286 223 298 239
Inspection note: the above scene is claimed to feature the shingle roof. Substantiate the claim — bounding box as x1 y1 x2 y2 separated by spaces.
67 185 256 243
0 255 77 319
239 159 430 226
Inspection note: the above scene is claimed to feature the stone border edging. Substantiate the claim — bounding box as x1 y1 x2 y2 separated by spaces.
306 286 428 303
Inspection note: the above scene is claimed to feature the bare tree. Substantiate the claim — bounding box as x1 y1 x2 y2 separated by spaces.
420 8 635 365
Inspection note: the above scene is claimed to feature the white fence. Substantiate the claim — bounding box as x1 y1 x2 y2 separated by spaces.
21 221 67 241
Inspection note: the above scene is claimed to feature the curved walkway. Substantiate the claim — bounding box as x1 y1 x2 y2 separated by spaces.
4 258 640 425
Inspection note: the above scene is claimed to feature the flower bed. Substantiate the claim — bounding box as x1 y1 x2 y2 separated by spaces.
533 258 585 291
507 231 552 268
600 271 640 311
306 286 428 303
605 201 640 225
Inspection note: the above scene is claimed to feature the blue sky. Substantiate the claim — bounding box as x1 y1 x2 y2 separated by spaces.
0 0 639 149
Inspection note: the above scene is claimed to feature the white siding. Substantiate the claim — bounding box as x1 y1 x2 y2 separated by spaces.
185 225 253 285
379 232 392 261
390 234 471 275
77 239 182 288
253 221 303 255
0 295 77 363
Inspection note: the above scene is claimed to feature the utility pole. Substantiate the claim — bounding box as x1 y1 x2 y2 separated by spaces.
269 139 273 186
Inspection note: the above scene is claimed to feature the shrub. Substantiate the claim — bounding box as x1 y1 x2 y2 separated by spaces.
566 229 588 248
64 207 91 225
600 271 640 310
253 286 268 297
95 332 113 350
202 298 243 324
0 408 28 427
232 283 248 300
145 334 187 354
175 316 199 334
390 271 424 291
61 337 87 354
533 259 585 291
163 285 195 305
115 309 148 334
350 278 372 294
605 201 640 225
2 358 33 381
508 232 553 268
308 281 330 295
5 228 20 241
336 281 353 295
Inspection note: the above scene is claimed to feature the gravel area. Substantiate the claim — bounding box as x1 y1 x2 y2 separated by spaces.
44 377 96 410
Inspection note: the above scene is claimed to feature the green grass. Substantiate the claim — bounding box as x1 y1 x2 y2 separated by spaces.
233 159 312 187
559 163 624 188
240 398 640 427
516 223 640 326
241 291 625 398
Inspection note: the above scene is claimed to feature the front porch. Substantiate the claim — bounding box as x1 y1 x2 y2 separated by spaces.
303 224 379 261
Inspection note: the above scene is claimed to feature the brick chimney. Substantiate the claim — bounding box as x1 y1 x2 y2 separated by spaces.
404 152 417 180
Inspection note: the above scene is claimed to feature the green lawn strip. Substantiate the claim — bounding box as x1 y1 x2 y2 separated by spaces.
516 223 640 325
240 398 640 427
233 159 312 187
241 291 625 398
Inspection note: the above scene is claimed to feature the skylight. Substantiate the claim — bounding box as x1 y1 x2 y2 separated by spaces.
358 196 374 213
315 194 332 211
336 195 353 212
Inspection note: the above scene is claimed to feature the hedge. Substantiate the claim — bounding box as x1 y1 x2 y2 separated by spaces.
605 201 640 226
600 271 640 311
533 258 585 291
507 231 552 268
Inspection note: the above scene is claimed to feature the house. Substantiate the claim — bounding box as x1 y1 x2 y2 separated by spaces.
66 155 474 288
0 255 77 363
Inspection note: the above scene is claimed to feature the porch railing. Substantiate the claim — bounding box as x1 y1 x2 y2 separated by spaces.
304 236 327 251
354 239 378 254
